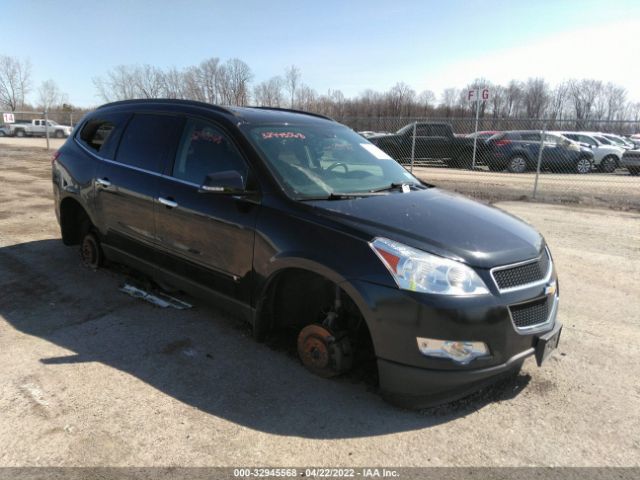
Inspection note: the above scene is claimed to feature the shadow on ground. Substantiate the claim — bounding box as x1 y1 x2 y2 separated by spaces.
0 239 530 439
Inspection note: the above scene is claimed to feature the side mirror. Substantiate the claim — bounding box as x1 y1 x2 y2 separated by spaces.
199 170 246 194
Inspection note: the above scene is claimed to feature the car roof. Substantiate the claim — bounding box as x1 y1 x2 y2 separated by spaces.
95 98 334 125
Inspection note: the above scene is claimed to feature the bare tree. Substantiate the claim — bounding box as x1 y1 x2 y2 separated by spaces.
417 89 436 116
162 67 186 99
94 65 139 101
133 65 165 98
568 79 603 128
547 81 569 121
504 80 523 118
38 79 67 110
440 88 459 117
294 84 317 111
522 78 549 118
254 76 285 107
0 55 32 111
284 65 301 108
220 58 253 106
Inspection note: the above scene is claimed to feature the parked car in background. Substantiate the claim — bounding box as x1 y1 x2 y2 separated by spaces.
600 133 635 150
0 125 9 137
558 132 624 173
485 131 593 173
621 149 640 175
9 119 73 138
368 122 489 168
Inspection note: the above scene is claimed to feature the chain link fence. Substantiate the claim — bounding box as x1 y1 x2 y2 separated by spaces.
338 116 640 209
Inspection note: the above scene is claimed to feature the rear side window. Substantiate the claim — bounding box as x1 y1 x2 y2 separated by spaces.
429 125 450 137
78 113 129 159
172 119 248 186
116 114 184 173
520 133 541 141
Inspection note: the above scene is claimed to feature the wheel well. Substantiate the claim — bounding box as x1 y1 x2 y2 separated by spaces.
59 197 92 245
256 268 375 359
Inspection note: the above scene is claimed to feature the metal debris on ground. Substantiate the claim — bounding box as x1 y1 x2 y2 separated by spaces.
119 283 192 309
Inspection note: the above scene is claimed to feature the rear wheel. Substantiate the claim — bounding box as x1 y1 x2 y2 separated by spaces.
575 157 592 174
600 155 618 173
15 129 25 138
507 155 528 173
80 232 104 269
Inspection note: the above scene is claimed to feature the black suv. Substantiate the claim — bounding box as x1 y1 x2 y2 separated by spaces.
486 130 594 173
53 99 562 408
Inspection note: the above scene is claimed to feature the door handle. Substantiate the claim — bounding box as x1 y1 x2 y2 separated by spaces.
96 178 111 187
158 197 178 208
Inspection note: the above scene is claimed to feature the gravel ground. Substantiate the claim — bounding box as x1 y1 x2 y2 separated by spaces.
1 145 639 467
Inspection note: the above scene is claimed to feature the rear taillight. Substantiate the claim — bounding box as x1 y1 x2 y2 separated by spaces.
494 139 512 146
51 150 61 165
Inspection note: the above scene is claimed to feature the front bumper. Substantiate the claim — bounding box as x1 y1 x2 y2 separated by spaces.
344 271 560 408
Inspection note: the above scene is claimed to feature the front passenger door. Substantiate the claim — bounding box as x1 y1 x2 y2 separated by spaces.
154 118 259 305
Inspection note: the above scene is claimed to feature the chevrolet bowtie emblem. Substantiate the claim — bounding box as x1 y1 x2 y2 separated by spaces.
545 282 557 296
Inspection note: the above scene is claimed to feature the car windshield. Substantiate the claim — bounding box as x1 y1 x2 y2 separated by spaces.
244 123 421 199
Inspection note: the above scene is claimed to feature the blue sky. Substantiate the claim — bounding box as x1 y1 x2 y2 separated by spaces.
3 0 640 106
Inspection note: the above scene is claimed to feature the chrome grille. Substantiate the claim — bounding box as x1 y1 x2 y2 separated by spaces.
492 249 551 291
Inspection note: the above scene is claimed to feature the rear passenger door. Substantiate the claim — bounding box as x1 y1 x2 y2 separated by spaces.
94 113 184 262
154 118 259 305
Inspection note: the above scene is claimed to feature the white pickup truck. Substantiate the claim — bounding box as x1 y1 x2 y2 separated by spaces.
9 119 73 138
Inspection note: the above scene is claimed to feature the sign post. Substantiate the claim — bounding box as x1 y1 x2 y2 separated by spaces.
469 88 490 169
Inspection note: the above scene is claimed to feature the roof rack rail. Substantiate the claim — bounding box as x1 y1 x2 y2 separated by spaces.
96 98 237 116
250 106 333 121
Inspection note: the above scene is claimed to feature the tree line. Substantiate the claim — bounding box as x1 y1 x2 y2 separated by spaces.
2 53 640 127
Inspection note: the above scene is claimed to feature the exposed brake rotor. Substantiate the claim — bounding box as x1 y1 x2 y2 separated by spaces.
297 324 353 378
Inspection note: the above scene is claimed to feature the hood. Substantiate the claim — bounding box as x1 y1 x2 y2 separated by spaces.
308 188 544 269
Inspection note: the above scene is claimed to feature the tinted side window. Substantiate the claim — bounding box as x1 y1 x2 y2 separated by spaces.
429 125 450 137
116 114 184 172
172 119 248 186
415 125 429 136
521 133 541 141
78 113 129 159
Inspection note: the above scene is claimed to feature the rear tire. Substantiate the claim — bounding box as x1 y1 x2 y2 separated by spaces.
507 155 528 173
15 129 25 138
600 155 618 173
575 157 592 174
80 232 104 270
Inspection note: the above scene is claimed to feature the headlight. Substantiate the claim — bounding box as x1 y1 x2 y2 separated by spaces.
370 237 489 295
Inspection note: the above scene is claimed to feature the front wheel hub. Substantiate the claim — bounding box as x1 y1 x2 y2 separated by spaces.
297 324 352 378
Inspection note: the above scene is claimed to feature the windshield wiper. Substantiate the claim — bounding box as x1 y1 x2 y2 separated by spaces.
370 182 416 193
299 191 388 201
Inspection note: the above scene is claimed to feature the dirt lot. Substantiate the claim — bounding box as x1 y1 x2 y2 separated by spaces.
411 164 640 210
1 144 639 467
